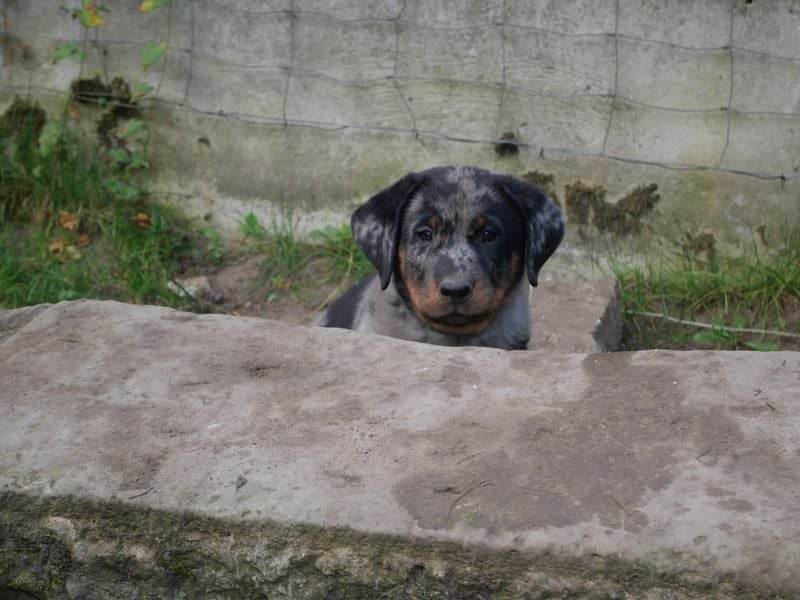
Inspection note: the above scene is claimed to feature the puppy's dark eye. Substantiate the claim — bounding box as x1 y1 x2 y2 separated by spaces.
481 229 498 243
416 229 433 242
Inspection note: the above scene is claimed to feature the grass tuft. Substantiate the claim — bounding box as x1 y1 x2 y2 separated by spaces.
237 213 372 304
611 232 800 351
309 223 374 283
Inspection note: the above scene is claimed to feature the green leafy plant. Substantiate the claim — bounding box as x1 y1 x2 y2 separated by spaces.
202 227 225 265
239 212 269 241
140 41 168 69
140 0 170 13
52 41 85 64
55 0 171 169
64 1 170 67
72 1 108 28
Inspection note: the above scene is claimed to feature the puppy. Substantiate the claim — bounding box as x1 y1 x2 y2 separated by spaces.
314 166 564 350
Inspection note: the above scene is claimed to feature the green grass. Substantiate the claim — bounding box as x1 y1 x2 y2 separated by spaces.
240 211 313 298
611 232 800 351
238 213 372 303
0 101 208 310
309 222 374 282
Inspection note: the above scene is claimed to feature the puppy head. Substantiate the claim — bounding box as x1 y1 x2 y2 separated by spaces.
352 166 564 334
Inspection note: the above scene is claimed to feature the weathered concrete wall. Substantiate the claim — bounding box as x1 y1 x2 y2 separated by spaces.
1 301 800 598
2 1 799 249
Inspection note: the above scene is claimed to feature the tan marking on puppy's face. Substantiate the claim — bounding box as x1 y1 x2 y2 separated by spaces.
397 248 438 320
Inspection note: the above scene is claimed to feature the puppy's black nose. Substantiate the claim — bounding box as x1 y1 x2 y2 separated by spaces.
440 278 472 300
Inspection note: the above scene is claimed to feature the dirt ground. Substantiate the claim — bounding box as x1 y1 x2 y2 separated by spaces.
178 255 337 326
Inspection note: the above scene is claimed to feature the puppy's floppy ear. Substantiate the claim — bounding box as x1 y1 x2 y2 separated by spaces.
351 172 422 290
495 176 564 287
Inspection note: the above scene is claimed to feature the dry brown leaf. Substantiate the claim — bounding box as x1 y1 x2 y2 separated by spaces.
76 234 92 248
48 240 66 254
131 212 151 229
48 240 80 261
59 211 79 231
67 104 81 121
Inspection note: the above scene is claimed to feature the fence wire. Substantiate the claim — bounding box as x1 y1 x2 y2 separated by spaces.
2 0 800 182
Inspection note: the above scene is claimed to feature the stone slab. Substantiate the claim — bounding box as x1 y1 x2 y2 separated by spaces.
529 278 622 352
1 300 799 597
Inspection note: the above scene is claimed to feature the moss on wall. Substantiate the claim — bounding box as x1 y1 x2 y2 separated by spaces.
0 492 771 599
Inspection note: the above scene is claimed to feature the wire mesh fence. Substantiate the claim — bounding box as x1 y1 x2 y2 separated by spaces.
3 0 800 181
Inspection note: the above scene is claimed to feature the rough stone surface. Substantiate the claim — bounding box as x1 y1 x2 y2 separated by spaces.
529 278 621 352
1 300 799 598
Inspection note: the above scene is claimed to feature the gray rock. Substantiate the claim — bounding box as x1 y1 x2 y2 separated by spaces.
1 300 798 598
